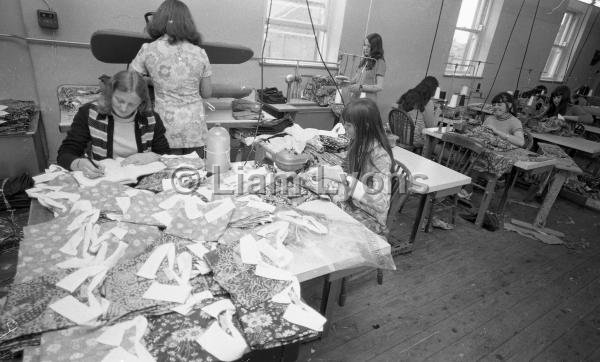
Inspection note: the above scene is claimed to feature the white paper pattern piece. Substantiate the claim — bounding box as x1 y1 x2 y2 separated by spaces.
196 321 249 362
151 210 173 228
115 197 131 214
204 198 235 223
254 263 294 281
246 200 276 213
283 302 327 331
55 265 106 293
161 178 173 191
201 299 235 319
185 243 210 259
142 282 192 304
32 171 64 184
239 235 261 265
72 158 166 187
49 295 103 325
171 290 214 315
136 243 175 280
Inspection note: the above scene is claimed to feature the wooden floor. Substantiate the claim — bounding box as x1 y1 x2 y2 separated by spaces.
300 191 600 361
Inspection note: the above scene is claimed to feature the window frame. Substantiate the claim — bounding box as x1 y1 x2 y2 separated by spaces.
540 11 582 82
445 0 496 78
260 0 344 68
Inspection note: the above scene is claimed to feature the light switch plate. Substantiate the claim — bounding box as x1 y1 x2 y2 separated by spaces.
37 9 59 29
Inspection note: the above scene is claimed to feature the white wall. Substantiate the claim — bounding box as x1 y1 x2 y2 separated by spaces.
2 0 599 163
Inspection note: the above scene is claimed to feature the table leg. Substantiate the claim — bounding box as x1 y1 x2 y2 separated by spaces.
410 194 429 243
497 168 519 215
318 273 342 338
475 176 497 227
422 136 437 159
533 169 569 228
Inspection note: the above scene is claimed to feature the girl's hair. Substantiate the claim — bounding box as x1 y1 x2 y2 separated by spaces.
397 76 439 113
359 33 384 70
146 0 202 46
491 92 516 116
342 98 393 178
545 85 571 117
97 70 153 116
397 88 425 113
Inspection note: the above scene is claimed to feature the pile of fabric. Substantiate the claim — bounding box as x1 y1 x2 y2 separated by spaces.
0 100 37 135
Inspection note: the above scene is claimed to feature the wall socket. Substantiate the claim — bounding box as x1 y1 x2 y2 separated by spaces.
37 9 59 29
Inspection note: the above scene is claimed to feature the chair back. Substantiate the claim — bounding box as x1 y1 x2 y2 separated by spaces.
437 133 485 175
388 109 415 148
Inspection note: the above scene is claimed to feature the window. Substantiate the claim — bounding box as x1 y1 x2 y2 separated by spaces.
262 0 346 67
540 12 581 82
445 0 502 77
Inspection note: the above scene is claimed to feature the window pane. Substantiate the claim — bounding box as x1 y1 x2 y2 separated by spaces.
541 47 563 79
270 0 327 25
446 30 479 75
555 12 576 46
456 0 488 30
265 24 323 61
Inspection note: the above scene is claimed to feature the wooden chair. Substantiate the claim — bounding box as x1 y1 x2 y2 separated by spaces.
423 132 488 230
337 159 413 306
388 109 417 152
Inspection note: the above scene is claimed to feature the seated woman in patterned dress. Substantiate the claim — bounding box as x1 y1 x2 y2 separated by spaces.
327 98 395 235
483 92 525 148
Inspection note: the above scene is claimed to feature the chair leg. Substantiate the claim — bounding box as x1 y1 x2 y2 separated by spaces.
338 277 347 306
451 196 457 225
377 269 383 285
424 195 435 232
476 177 497 227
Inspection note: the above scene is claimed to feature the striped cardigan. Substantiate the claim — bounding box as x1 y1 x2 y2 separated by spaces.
57 102 170 170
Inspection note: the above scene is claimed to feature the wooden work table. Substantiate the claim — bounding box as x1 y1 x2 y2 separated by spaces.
529 132 600 157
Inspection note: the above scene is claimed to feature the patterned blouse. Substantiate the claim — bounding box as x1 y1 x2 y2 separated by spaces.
340 142 393 235
131 35 212 148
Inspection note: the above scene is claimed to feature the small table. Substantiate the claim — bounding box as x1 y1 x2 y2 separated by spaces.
421 127 558 227
392 146 471 243
529 132 600 157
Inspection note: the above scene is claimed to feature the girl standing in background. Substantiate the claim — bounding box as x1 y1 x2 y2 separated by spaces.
132 0 212 156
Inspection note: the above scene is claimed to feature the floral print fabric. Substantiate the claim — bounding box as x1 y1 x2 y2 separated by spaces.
238 301 320 350
131 35 212 148
39 325 135 362
78 181 133 213
164 199 235 242
203 243 291 309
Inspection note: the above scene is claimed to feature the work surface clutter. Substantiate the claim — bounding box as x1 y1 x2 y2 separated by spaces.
0 133 397 361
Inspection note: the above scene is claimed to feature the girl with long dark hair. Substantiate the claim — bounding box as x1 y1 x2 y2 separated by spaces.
348 33 386 101
544 85 593 124
132 0 213 155
397 76 440 147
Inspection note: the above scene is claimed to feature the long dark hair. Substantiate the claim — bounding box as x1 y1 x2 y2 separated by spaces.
97 70 153 117
545 85 571 117
359 33 384 70
146 0 202 46
342 98 393 178
397 76 438 113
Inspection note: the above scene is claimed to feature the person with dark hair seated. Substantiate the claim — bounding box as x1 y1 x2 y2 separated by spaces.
483 92 525 148
543 85 593 124
57 70 170 178
397 76 440 147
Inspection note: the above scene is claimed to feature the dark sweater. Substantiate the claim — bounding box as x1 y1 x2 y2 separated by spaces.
57 103 170 170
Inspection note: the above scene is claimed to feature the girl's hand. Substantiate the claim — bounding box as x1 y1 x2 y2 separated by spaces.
121 152 160 166
71 158 105 178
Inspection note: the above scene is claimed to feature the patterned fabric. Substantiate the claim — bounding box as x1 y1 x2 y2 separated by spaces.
319 135 350 153
78 181 134 213
144 306 217 362
39 325 135 362
204 243 291 309
160 155 205 170
529 116 574 137
238 301 320 350
165 199 235 242
136 170 173 193
460 127 552 177
101 234 213 320
131 35 213 148
0 275 73 347
120 191 171 226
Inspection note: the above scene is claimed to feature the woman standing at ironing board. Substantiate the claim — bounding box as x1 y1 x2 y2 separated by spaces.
347 33 386 101
131 0 212 156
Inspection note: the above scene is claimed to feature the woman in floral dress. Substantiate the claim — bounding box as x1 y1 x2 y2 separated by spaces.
132 0 212 156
